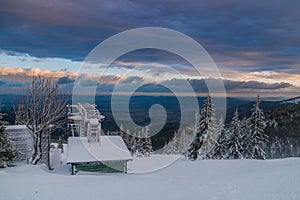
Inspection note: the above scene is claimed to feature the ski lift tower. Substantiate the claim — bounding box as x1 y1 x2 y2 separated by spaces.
67 103 105 143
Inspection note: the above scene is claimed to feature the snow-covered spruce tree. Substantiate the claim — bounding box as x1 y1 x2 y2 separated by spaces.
164 129 193 155
0 105 18 168
227 108 244 159
241 116 251 137
121 126 153 157
187 110 202 160
243 95 268 159
213 118 229 159
179 129 193 156
187 96 218 160
128 133 137 155
135 131 143 157
119 129 134 154
15 76 68 167
124 130 134 153
164 131 180 154
142 126 153 156
163 141 172 154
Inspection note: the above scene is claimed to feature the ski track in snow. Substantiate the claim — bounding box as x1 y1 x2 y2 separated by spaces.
1 156 300 200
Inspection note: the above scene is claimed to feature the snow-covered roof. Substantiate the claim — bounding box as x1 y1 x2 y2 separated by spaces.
67 136 132 164
5 125 28 130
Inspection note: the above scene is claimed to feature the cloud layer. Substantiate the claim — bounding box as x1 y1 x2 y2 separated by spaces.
0 67 295 97
1 0 300 96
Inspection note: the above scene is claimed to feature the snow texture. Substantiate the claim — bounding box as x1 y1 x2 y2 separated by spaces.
67 136 132 163
1 156 300 200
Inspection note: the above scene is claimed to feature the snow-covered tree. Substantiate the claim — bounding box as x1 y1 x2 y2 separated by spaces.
164 132 180 154
164 129 194 155
227 108 244 159
187 96 218 160
128 134 137 155
135 131 143 157
15 76 68 167
0 104 18 167
241 116 251 137
213 119 229 159
142 126 153 156
187 110 202 160
120 126 153 157
243 95 268 159
179 129 193 155
118 129 134 155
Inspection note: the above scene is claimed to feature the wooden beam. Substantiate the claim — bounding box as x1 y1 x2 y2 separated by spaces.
71 164 75 175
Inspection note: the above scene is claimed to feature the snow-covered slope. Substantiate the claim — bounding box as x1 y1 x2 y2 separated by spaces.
1 157 300 200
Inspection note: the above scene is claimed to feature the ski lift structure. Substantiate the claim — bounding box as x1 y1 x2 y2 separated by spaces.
67 103 105 142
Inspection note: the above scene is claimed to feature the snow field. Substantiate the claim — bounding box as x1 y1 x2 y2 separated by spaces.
1 156 300 200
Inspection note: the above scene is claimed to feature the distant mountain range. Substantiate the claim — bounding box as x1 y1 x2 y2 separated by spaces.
1 94 299 124
1 94 300 157
279 96 300 104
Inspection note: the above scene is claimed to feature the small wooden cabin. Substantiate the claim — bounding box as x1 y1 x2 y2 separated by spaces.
66 103 132 174
67 136 132 174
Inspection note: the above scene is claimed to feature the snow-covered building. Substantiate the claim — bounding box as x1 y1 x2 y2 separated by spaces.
67 103 132 174
67 136 132 174
5 125 33 163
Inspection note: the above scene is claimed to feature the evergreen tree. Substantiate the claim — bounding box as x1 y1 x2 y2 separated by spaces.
213 120 229 159
244 95 268 159
135 131 143 157
163 129 194 155
129 135 137 155
0 104 18 167
164 131 180 154
187 96 218 160
142 126 153 156
187 111 203 160
179 129 193 156
120 129 136 155
241 116 251 138
163 141 172 154
227 108 244 159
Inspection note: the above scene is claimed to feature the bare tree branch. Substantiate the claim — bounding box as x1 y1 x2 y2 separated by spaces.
15 76 68 167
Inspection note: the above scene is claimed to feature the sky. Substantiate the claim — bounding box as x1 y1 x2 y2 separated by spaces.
0 0 300 98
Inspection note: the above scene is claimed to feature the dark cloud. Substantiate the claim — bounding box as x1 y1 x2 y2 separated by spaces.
1 0 300 79
57 76 75 84
120 76 144 84
0 79 24 87
162 78 294 93
78 78 98 87
223 80 294 91
96 83 114 92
